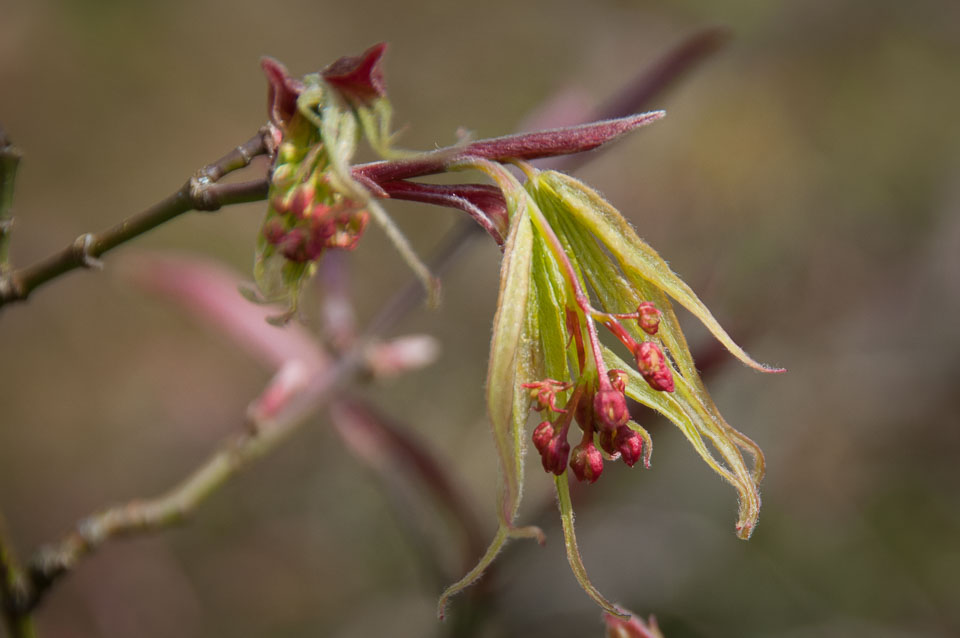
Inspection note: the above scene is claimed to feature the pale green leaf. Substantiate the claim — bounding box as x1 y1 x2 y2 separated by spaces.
537 171 782 374
602 345 761 537
487 205 535 525
554 473 627 619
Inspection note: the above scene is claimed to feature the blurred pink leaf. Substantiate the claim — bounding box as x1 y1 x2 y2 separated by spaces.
364 334 441 378
125 253 328 373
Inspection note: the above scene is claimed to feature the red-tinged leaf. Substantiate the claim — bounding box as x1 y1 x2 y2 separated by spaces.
322 42 388 106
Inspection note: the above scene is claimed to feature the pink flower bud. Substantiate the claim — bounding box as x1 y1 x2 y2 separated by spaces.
262 219 287 245
597 428 618 456
633 341 674 392
608 369 628 394
288 183 316 219
280 228 311 261
542 433 571 476
309 202 333 220
570 441 604 483
532 421 554 455
636 301 661 335
615 426 643 467
594 387 629 431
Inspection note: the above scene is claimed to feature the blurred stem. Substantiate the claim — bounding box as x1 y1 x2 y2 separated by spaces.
18 219 483 614
329 398 488 576
21 353 361 613
0 515 36 638
0 127 22 274
0 130 270 309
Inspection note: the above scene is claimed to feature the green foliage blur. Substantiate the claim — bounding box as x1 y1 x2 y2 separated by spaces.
1 0 958 636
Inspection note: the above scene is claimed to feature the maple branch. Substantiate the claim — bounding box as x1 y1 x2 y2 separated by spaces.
0 130 271 309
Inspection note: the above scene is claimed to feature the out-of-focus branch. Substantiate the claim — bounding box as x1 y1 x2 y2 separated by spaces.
0 127 22 273
0 515 36 638
0 130 271 309
16 335 354 614
14 218 483 615
555 27 729 174
330 399 488 576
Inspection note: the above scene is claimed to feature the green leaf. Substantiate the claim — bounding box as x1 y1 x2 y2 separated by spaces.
486 204 534 526
536 171 783 374
554 473 627 619
530 231 570 383
602 346 761 538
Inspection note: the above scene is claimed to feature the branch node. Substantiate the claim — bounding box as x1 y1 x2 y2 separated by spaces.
189 175 222 212
0 274 20 300
235 143 254 166
73 234 103 270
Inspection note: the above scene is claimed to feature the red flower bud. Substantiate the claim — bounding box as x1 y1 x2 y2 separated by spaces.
633 341 674 392
532 420 554 455
597 428 618 456
570 441 604 483
608 369 628 394
636 301 661 335
615 426 643 468
543 434 571 475
280 228 311 261
594 387 629 431
288 183 316 219
262 219 287 245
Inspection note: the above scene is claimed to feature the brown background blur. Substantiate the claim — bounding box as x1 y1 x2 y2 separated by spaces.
2 0 959 636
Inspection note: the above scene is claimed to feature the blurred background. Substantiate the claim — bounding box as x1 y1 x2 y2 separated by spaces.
2 0 959 636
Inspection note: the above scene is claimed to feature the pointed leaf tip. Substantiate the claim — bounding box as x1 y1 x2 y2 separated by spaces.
555 475 626 618
322 42 389 106
261 56 304 128
460 111 666 164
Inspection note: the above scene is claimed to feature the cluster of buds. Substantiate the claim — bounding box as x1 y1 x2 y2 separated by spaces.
440 158 782 619
261 165 368 263
254 45 397 317
523 297 668 485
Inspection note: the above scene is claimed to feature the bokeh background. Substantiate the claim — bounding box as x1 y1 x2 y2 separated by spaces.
2 0 959 636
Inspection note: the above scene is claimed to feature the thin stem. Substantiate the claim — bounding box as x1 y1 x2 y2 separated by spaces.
0 131 270 309
330 398 488 575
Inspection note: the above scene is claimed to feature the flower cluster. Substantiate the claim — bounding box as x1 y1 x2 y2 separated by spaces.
523 298 676 484
438 160 782 619
254 44 431 320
